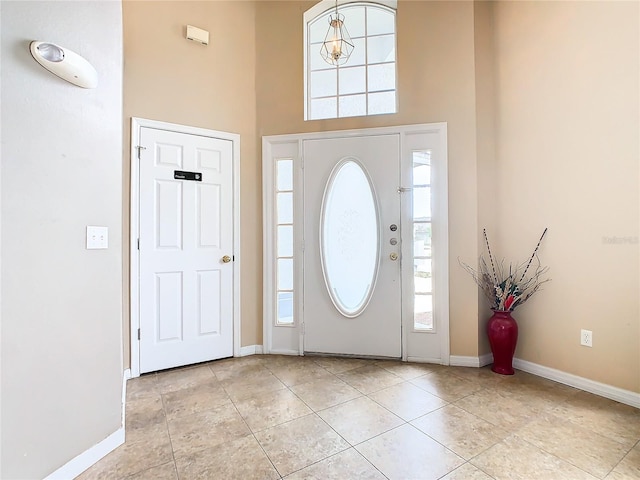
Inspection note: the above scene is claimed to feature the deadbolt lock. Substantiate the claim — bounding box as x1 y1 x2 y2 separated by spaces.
222 255 232 263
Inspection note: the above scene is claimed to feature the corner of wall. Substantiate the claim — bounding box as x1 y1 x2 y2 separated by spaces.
473 0 498 357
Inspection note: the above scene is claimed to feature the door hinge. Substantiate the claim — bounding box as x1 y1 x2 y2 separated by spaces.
300 156 304 169
301 323 305 335
137 238 140 250
135 145 147 160
137 328 141 340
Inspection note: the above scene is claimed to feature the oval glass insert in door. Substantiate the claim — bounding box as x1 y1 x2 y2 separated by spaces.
320 159 380 317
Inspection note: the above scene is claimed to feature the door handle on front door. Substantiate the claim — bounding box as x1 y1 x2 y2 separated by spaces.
222 255 232 263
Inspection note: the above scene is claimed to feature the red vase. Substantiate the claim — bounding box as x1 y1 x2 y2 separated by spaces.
487 310 518 375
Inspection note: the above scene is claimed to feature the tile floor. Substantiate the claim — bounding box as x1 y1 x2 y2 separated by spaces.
77 355 640 480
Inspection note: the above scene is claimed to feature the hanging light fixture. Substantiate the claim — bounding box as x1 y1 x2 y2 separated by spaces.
320 1 354 66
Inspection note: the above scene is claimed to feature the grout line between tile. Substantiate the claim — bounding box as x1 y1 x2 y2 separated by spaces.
226 381 284 479
160 392 180 480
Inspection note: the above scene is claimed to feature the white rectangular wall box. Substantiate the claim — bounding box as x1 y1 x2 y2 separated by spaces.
87 226 109 249
186 25 209 45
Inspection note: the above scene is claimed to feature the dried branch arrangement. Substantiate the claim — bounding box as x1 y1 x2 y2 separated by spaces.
460 229 550 312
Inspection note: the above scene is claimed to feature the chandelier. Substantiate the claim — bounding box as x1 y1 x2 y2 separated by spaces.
320 1 354 66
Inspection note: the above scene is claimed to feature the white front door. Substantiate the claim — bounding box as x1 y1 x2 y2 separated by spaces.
138 126 234 373
303 135 402 358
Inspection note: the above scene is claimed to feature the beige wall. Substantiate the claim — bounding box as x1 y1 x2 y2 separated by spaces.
1 2 124 477
122 0 639 393
492 1 639 392
122 1 259 365
122 0 486 363
256 0 484 356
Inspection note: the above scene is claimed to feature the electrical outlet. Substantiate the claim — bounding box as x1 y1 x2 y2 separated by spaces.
86 226 109 249
580 329 593 347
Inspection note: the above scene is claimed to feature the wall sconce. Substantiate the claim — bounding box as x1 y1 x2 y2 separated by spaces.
29 41 98 89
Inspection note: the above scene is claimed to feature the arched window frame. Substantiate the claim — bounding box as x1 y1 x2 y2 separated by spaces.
304 0 398 121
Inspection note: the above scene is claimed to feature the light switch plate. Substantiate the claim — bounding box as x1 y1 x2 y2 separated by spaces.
87 226 108 249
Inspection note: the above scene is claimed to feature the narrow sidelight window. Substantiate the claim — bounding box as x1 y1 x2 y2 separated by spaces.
276 159 294 325
412 151 433 331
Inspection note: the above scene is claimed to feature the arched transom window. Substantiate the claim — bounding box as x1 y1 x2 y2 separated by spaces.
304 1 397 120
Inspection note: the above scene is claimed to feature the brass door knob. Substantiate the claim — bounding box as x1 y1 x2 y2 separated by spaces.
222 255 232 263
390 252 398 261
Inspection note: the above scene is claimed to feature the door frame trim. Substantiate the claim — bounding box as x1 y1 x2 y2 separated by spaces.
262 123 449 363
129 117 241 378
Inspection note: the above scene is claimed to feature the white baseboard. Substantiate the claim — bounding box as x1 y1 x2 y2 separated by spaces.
448 354 639 408
238 345 264 356
44 428 125 480
449 354 493 367
478 353 493 367
513 358 640 409
122 369 131 425
44 369 130 479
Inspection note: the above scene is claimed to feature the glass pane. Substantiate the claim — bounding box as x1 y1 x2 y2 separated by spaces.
277 159 293 191
277 225 293 257
309 13 332 43
414 258 432 293
413 150 431 169
277 192 293 224
368 63 395 92
414 294 433 330
367 6 395 36
346 37 366 67
368 91 396 115
310 97 337 120
342 5 366 38
413 186 431 220
322 161 379 316
309 43 330 71
413 164 430 186
339 94 367 118
339 66 366 95
367 34 395 63
413 223 432 256
277 291 294 325
277 258 293 290
310 69 337 98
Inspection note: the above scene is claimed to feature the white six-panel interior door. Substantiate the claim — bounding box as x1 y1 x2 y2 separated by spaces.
131 119 240 376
